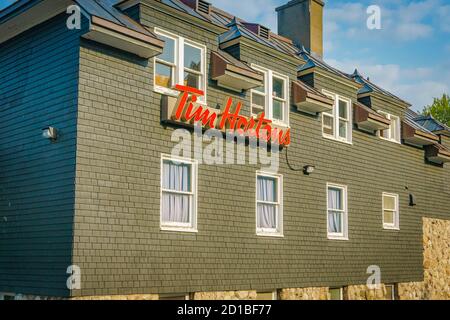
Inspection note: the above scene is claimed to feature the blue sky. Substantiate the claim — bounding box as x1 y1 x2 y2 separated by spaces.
1 0 449 110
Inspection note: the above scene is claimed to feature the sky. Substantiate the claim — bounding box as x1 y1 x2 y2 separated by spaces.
1 0 449 111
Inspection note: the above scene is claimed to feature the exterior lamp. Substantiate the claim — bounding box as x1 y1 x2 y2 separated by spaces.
42 127 58 141
409 194 417 207
303 165 315 175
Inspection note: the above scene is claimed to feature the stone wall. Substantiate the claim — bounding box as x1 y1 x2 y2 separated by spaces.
279 287 329 300
193 291 257 300
344 285 389 300
398 218 450 300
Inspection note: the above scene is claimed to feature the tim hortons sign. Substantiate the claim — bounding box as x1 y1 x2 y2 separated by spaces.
162 85 291 146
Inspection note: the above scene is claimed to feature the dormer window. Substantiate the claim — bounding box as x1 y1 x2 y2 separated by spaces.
251 65 289 127
378 111 401 143
321 90 352 144
154 28 206 103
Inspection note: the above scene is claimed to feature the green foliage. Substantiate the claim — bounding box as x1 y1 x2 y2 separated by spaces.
421 94 450 126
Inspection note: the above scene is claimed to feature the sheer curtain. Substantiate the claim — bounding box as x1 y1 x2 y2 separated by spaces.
162 161 191 224
257 176 277 229
328 188 342 233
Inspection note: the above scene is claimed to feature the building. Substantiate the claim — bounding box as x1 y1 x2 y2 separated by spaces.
0 0 449 300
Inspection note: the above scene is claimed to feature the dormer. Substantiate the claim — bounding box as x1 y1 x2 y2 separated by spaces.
179 0 212 15
351 69 410 112
242 23 271 40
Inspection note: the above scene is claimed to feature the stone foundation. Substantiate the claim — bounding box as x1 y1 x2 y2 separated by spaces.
397 218 450 300
344 285 389 300
193 291 257 300
279 287 329 300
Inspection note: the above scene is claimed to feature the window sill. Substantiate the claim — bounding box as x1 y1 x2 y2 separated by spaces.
379 137 401 145
327 234 349 241
256 231 284 238
383 226 400 231
154 86 207 105
161 226 198 234
322 134 353 145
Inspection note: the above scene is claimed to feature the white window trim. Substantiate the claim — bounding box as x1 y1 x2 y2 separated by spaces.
154 28 207 104
321 89 353 145
382 193 400 230
160 154 198 233
378 111 401 144
327 183 349 241
385 284 396 300
256 171 284 238
251 64 290 127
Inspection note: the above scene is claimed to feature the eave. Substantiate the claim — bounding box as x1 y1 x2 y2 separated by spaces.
83 15 164 58
402 121 439 147
210 51 263 92
425 144 450 164
0 0 72 45
292 80 334 114
354 102 391 132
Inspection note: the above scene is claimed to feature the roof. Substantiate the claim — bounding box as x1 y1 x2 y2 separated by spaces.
0 0 159 38
404 109 438 137
350 69 411 106
76 0 158 38
153 0 301 58
298 48 359 84
414 114 450 134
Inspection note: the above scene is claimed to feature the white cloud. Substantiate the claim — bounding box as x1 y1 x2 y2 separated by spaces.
326 58 449 110
209 0 280 30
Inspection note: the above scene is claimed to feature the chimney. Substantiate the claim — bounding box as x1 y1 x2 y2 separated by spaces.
276 0 324 57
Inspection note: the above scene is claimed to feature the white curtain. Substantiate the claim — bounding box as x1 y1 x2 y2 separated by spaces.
328 188 342 233
257 177 277 229
162 161 191 223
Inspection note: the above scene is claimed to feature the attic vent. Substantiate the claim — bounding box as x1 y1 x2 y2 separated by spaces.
197 0 211 15
259 26 270 39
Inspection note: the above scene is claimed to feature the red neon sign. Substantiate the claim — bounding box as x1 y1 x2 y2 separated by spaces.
173 85 291 146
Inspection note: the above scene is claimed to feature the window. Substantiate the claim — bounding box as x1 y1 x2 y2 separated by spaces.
256 291 277 300
382 193 399 230
160 155 198 232
327 184 348 240
160 294 190 300
154 28 206 102
385 284 396 300
322 90 352 143
329 288 343 300
378 112 401 143
256 172 283 237
251 65 289 126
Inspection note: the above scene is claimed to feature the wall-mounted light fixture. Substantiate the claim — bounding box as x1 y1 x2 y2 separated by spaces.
303 165 315 175
409 194 417 207
42 127 58 141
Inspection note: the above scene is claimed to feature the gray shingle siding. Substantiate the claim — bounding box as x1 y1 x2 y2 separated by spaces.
68 5 449 297
0 3 449 298
0 13 81 297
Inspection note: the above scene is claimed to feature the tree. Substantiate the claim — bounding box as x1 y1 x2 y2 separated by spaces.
421 94 450 127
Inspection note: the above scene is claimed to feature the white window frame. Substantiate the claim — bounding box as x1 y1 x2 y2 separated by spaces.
382 193 400 230
327 183 349 240
321 90 352 144
378 111 401 144
251 65 290 127
256 291 278 300
385 284 396 300
154 28 207 104
160 154 198 233
256 172 284 237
